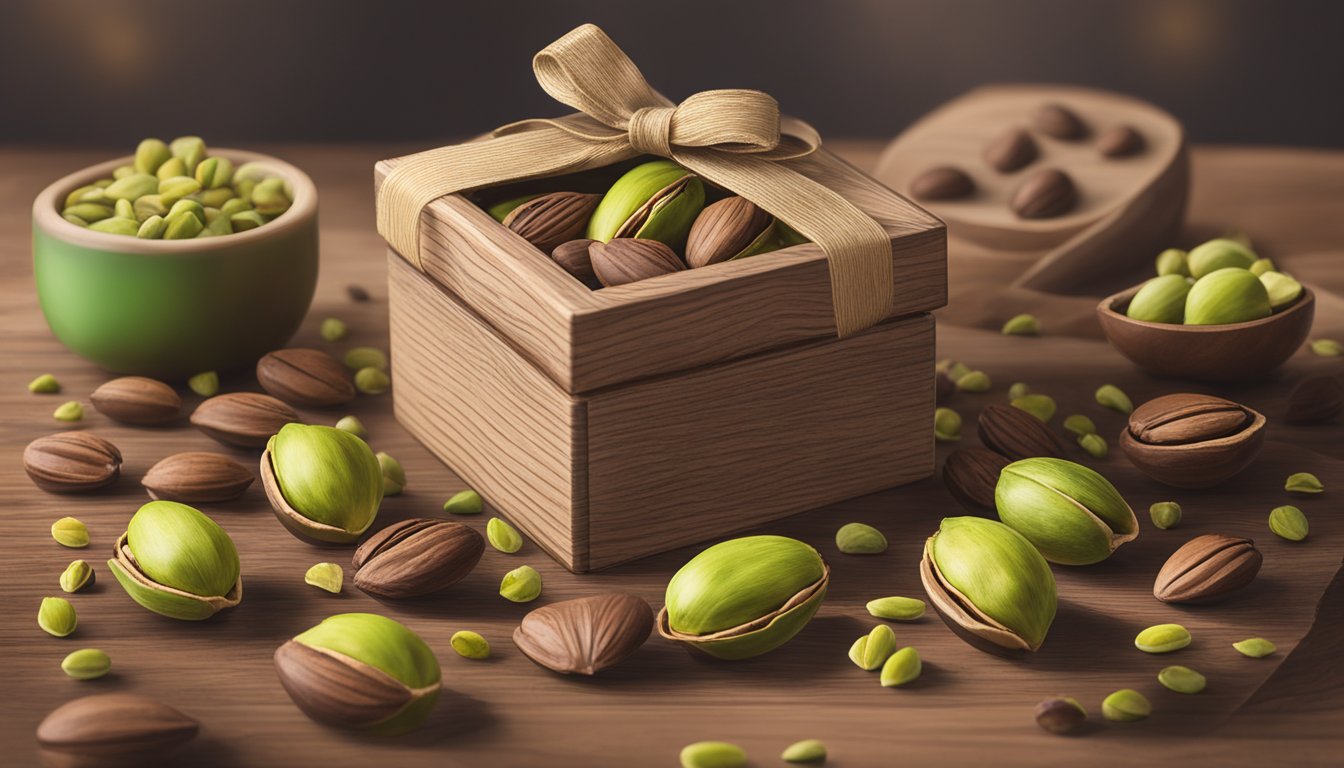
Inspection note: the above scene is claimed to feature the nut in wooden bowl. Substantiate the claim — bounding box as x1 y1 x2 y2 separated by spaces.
1097 284 1315 382
1119 393 1265 488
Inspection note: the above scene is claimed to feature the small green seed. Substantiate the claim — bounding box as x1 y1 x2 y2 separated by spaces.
320 317 348 342
187 371 219 397
849 624 897 671
1135 623 1191 653
28 374 60 394
1078 432 1108 459
1095 384 1134 414
1063 414 1096 436
1155 248 1189 277
219 197 252 217
1232 637 1276 658
1284 472 1323 494
344 346 388 371
59 560 95 593
1310 339 1342 357
444 489 483 515
112 164 136 180
163 211 204 240
63 214 89 227
334 415 366 438
450 630 491 660
1149 501 1182 530
63 203 113 222
169 136 206 171
304 563 343 594
1102 689 1151 722
1008 381 1030 400
104 173 159 201
880 646 922 687
1268 505 1309 541
355 367 390 395
134 138 172 174
936 360 971 381
680 741 746 768
64 185 98 209
780 738 826 764
956 370 991 393
53 401 83 422
61 649 111 680
865 596 926 622
487 517 524 554
77 188 111 205
230 210 267 231
835 522 887 555
1011 394 1056 422
133 195 168 221
376 452 405 496
934 407 961 442
194 156 235 189
166 198 205 224
1158 665 1207 694
89 217 139 236
156 156 187 181
252 177 292 216
1001 314 1039 336
39 597 77 637
500 565 542 603
114 198 135 220
51 518 89 548
136 215 167 239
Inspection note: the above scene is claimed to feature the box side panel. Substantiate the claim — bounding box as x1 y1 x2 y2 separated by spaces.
388 253 585 570
583 313 935 570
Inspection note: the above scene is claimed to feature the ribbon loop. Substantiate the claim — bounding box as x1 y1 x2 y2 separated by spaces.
627 106 676 156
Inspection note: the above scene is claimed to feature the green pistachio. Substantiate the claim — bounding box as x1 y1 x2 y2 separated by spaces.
849 624 897 670
680 741 746 768
163 211 204 240
780 739 827 764
195 187 235 209
1095 384 1133 414
61 648 111 680
77 187 112 204
219 197 252 216
1063 414 1095 436
1135 623 1191 653
107 500 242 620
334 415 366 438
59 560 95 593
1126 274 1191 323
114 198 135 219
194 157 234 189
836 522 887 554
355 367 390 395
443 489 483 515
879 646 921 687
1008 381 1030 400
53 400 83 422
201 208 233 237
112 164 136 180
320 317 348 342
233 161 275 184
1077 432 1108 459
304 563 343 594
499 565 542 603
1259 271 1303 309
1232 637 1276 658
1001 314 1039 336
104 173 159 201
588 160 705 247
169 136 206 172
344 346 388 371
265 424 383 543
89 217 139 236
1158 665 1207 694
92 177 115 188
1268 505 1308 541
230 210 267 231
865 596 926 622
62 214 88 227
486 194 539 222
62 203 113 223
187 371 219 397
252 178 292 216
1102 689 1151 722
936 360 971 382
1187 238 1256 278
956 370 991 392
155 156 187 181
376 451 405 495
995 458 1137 565
1155 248 1189 277
134 138 172 174
136 215 167 239
159 176 203 206
38 596 77 637
1310 339 1342 356
133 194 168 221
1249 257 1275 276
450 630 490 660
1149 501 1182 530
51 517 89 548
64 185 99 209
1185 268 1272 325
1284 472 1323 494
934 407 961 442
1011 394 1056 422
28 374 61 394
486 517 523 554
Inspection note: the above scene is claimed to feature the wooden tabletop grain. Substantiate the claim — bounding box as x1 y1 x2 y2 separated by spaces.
1 142 1341 767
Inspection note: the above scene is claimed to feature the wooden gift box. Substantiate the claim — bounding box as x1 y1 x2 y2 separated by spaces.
375 151 947 572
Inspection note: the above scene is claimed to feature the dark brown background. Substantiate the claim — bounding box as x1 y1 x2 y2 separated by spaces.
1 0 1342 147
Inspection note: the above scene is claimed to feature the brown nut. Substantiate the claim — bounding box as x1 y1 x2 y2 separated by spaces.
1154 534 1262 604
552 238 600 288
1098 125 1144 158
982 127 1038 173
24 432 122 493
589 238 686 287
141 452 253 503
1033 103 1087 140
90 376 181 425
910 166 975 201
1283 375 1343 425
190 392 299 448
513 592 654 675
942 447 1011 511
685 196 774 268
1119 393 1265 489
503 191 601 253
36 693 199 768
1035 696 1087 735
352 518 484 598
256 348 356 408
1010 168 1077 219
977 403 1066 460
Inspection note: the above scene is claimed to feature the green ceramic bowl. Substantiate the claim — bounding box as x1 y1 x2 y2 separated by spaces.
33 149 318 378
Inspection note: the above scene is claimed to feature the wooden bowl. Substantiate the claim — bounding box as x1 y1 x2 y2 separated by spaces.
1097 285 1315 382
1118 405 1266 489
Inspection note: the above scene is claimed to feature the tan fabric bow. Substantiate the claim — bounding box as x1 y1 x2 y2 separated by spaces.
377 23 893 336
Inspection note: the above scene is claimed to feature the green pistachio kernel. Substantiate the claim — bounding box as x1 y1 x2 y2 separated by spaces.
1158 665 1207 694
835 522 887 555
1155 248 1189 277
936 360 971 382
320 317 348 342
865 596 926 622
51 517 89 548
1187 238 1256 278
1232 637 1276 658
112 164 136 180
1284 472 1323 494
933 407 961 442
376 452 405 496
194 156 235 189
334 415 366 438
136 215 167 239
63 214 88 227
1268 505 1309 542
486 517 523 554
163 211 204 240
680 741 746 768
304 562 343 594
355 367 390 395
1008 382 1030 400
1063 414 1095 436
230 210 267 231
104 173 159 201
64 185 98 209
63 203 113 223
187 371 219 397
28 374 60 394
956 370 991 392
1078 432 1108 459
59 560 95 593
89 217 139 236
499 565 542 603
1310 339 1342 356
1011 394 1057 422
114 198 135 220
344 346 388 371
443 489 483 515
849 624 897 671
155 156 187 181
1259 271 1303 309
1127 274 1191 323
39 596 77 637
53 401 83 422
133 194 168 221
1135 623 1191 653
159 177 203 206
879 646 922 687
1001 314 1040 336
1102 689 1151 722
61 648 111 680
252 178 292 216
1095 384 1133 414
450 630 490 660
219 197 252 217
1186 268 1272 325
781 738 827 764
1149 501 1182 530
169 136 206 172
134 138 172 174
1249 257 1275 276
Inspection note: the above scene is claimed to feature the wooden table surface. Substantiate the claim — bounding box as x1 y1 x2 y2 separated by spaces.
2 142 1341 767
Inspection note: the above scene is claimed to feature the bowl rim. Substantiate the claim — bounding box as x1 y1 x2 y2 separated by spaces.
32 148 317 256
1098 281 1315 333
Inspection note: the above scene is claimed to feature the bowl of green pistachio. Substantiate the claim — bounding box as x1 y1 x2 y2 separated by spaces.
1096 238 1315 381
32 137 318 379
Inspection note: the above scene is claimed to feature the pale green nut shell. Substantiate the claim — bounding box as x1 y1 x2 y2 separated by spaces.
995 458 1137 565
927 516 1056 651
1155 247 1189 277
849 623 897 670
1284 472 1323 494
879 646 921 687
499 565 542 603
1102 689 1151 722
1269 505 1308 541
1135 623 1191 653
486 517 524 554
666 535 824 635
62 648 111 680
1000 313 1039 335
866 596 925 622
587 160 705 247
1187 238 1256 278
443 489 483 515
1011 394 1056 422
1158 664 1206 694
51 517 89 548
270 424 383 536
781 738 826 763
450 630 490 660
835 522 887 554
1185 268 1271 325
1126 274 1191 324
39 596 77 637
1232 637 1276 658
187 370 219 397
680 740 746 768
1259 271 1302 309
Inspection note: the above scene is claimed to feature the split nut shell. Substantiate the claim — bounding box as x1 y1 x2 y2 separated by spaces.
1153 534 1261 603
513 592 654 675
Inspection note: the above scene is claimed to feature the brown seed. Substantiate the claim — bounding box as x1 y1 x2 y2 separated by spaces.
1154 534 1262 604
503 191 601 253
142 452 254 503
352 518 485 599
24 432 122 493
190 392 299 448
910 166 975 201
1098 125 1145 158
1035 696 1087 734
589 238 686 287
36 693 199 768
942 447 1011 511
977 403 1067 460
1128 393 1250 445
1284 375 1343 425
513 592 654 675
256 348 355 408
685 196 773 268
1033 103 1087 140
552 239 600 288
90 376 181 425
982 127 1038 173
346 284 370 302
1010 169 1077 219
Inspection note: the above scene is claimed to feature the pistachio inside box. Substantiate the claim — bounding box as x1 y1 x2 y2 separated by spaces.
375 154 946 572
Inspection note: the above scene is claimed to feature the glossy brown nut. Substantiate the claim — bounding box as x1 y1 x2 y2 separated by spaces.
90 376 182 425
589 238 686 287
1120 393 1265 489
1098 125 1144 158
685 196 773 268
36 693 198 768
977 404 1066 460
1153 534 1261 604
352 518 484 598
942 447 1011 511
910 166 975 201
1033 103 1087 140
256 348 355 408
513 592 654 675
503 191 601 253
141 452 253 503
24 432 122 493
1010 169 1077 219
190 392 299 448
982 127 1038 173
552 238 600 288
1127 393 1250 444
